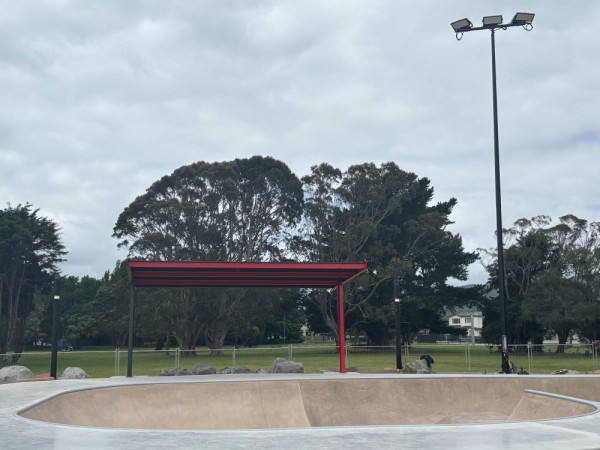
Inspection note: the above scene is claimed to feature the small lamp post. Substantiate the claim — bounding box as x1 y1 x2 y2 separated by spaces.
394 277 402 370
50 274 61 379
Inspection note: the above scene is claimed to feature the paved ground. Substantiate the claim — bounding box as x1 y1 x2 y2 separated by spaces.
3 373 600 449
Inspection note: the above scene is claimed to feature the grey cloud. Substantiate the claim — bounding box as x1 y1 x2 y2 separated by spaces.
0 1 599 282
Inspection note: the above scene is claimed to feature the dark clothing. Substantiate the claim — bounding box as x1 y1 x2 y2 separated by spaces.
420 354 434 368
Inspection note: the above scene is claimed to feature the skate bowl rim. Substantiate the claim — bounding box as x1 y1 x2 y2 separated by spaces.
17 374 600 430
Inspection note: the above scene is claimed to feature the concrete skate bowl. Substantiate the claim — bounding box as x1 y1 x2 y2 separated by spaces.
19 377 600 430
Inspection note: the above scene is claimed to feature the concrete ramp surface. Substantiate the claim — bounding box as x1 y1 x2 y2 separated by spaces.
20 377 598 430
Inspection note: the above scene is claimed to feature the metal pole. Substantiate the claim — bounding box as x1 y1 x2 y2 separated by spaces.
337 284 346 373
127 277 135 377
394 277 402 370
50 274 60 379
491 28 510 372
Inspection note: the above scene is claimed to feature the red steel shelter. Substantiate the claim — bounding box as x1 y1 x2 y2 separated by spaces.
126 260 368 376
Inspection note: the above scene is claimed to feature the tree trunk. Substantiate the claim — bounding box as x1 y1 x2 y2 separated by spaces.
154 335 166 351
365 327 391 346
205 324 228 356
174 329 202 357
114 331 128 349
10 318 25 364
555 328 570 354
311 291 341 351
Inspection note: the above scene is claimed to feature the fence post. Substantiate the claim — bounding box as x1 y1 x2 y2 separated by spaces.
344 345 349 369
467 342 471 370
288 344 292 361
115 347 119 376
232 346 236 369
176 348 180 368
527 342 532 374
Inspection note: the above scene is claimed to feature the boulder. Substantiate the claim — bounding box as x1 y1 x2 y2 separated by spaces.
0 365 34 382
159 367 189 376
270 358 304 373
192 364 217 375
219 366 260 374
402 359 433 374
59 367 89 379
553 369 580 375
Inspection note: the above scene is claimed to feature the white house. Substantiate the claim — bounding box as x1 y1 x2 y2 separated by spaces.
446 307 483 341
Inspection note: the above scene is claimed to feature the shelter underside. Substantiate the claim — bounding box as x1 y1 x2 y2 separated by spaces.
126 260 368 376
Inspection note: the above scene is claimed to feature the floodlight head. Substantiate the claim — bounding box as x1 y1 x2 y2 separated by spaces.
512 12 535 25
451 18 473 32
483 15 503 27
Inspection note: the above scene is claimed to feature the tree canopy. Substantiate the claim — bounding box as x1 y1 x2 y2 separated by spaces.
479 214 600 351
113 156 304 353
0 204 66 363
293 162 477 345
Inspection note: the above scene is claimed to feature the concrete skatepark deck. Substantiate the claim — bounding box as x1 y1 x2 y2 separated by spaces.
3 373 600 449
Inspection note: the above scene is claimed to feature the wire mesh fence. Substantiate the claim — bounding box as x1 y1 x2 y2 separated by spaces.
1 341 598 378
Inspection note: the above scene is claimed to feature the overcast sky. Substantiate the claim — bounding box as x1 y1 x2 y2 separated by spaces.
1 1 598 285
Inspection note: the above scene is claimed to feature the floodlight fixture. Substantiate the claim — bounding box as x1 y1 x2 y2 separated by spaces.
451 18 473 32
483 15 503 27
512 12 535 26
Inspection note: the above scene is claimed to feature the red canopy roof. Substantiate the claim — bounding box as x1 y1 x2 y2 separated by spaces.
127 260 368 289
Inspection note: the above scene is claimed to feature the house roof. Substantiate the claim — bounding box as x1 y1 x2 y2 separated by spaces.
445 306 483 318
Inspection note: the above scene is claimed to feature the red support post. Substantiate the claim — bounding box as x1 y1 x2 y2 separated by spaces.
337 283 346 373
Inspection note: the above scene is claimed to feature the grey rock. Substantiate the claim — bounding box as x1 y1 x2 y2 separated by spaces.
402 360 433 374
192 364 217 375
159 367 189 376
270 358 304 373
218 366 256 374
0 365 34 382
256 368 266 374
59 367 89 379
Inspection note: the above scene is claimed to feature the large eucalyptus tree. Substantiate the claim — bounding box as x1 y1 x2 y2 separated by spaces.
113 156 303 353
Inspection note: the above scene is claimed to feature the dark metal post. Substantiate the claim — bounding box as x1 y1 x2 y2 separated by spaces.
491 28 509 371
394 278 402 370
127 277 135 377
50 274 60 379
337 284 346 373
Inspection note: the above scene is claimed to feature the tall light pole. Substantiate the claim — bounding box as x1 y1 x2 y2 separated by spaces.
451 13 534 373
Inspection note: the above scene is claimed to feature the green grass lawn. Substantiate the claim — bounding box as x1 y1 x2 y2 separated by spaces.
8 343 599 378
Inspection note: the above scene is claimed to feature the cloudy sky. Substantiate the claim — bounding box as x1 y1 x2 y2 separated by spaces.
1 1 598 284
